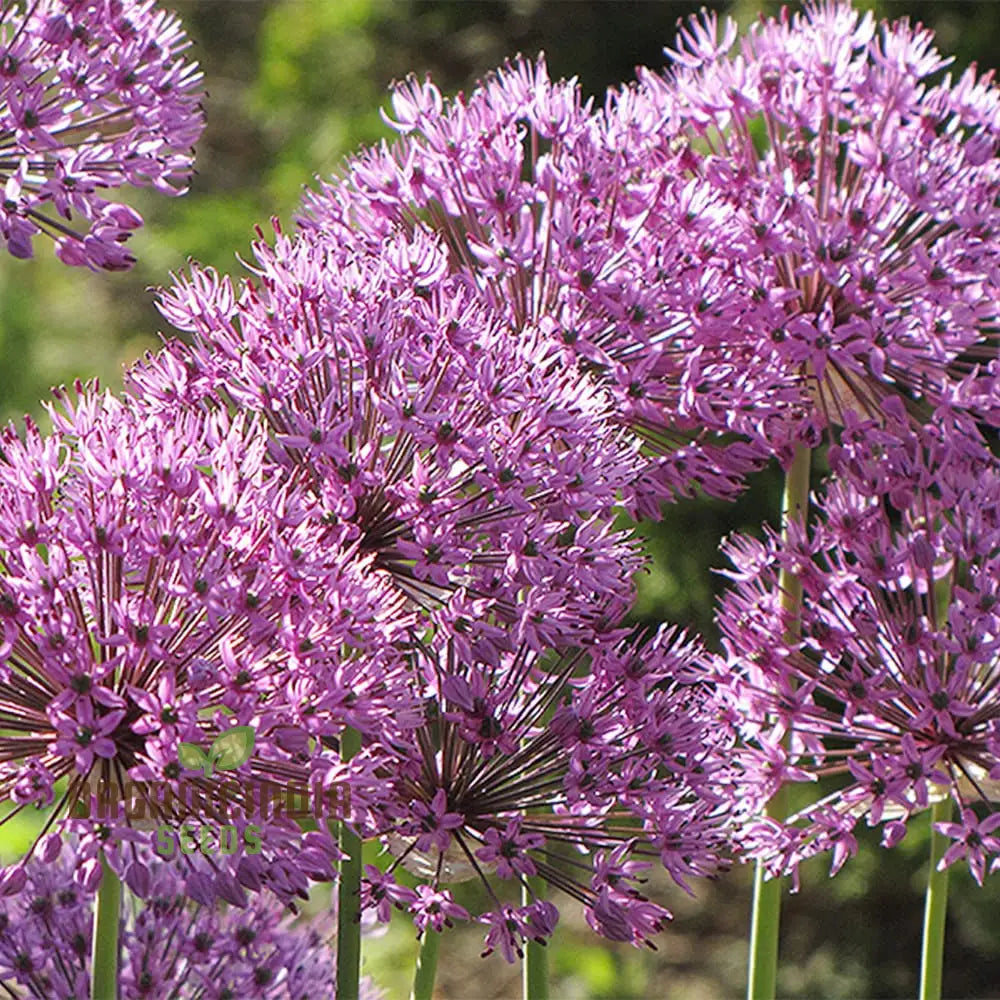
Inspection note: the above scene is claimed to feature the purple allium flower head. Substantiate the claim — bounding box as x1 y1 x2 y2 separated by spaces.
714 422 1000 883
134 221 643 652
0 0 204 269
622 2 1000 457
0 843 386 999
0 382 401 903
295 54 773 506
349 626 741 959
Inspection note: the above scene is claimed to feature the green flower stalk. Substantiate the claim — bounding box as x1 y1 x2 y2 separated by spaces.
337 727 364 1000
90 854 121 1000
746 444 811 1000
523 878 549 1000
919 798 954 1000
410 928 441 1000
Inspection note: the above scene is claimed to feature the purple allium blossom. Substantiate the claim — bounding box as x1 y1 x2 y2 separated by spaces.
0 383 406 903
0 0 204 269
351 627 741 960
626 2 1000 455
714 421 1000 884
296 54 771 505
0 843 385 999
133 222 642 652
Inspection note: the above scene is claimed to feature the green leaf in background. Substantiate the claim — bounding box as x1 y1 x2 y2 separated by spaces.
177 742 210 774
210 726 255 771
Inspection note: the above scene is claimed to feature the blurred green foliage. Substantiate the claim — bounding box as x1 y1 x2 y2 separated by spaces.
1 1 998 997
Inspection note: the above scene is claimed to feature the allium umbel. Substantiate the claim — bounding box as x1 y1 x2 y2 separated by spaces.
0 843 387 999
629 2 1000 453
135 222 642 651
0 0 204 269
716 423 1000 884
351 627 741 960
0 385 406 902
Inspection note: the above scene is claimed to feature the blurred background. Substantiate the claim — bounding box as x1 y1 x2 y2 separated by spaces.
1 1 998 996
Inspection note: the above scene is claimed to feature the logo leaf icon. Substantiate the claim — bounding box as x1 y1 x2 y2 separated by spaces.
177 742 210 774
210 726 255 772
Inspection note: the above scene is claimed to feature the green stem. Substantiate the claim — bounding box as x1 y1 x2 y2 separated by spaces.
410 928 441 1000
336 727 363 1000
90 853 121 1000
746 444 811 1000
522 878 549 1000
746 791 786 1000
919 797 953 1000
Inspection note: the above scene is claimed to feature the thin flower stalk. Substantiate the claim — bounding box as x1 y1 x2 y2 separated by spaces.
522 877 548 1000
336 726 363 1000
90 853 120 1000
920 797 953 1000
747 443 811 1000
410 924 440 1000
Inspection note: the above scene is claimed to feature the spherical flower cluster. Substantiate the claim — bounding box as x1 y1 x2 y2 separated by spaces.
627 2 1000 454
133 221 642 651
351 626 743 960
0 383 409 903
715 420 1000 884
298 55 771 504
0 843 386 999
0 0 204 269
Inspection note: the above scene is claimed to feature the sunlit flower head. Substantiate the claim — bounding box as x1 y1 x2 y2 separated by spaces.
714 421 1000 884
0 384 406 903
134 222 642 652
0 842 387 999
0 0 205 269
623 1 1000 458
348 626 742 960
